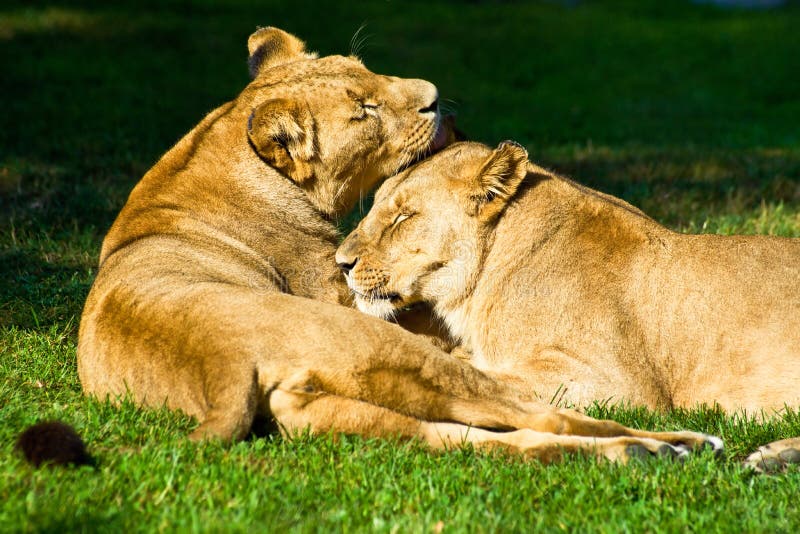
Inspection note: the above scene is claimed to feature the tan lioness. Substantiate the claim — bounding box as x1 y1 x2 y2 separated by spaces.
78 29 721 463
337 140 800 467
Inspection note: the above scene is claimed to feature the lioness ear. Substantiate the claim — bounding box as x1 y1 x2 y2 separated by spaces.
247 27 318 79
247 99 316 183
471 140 529 221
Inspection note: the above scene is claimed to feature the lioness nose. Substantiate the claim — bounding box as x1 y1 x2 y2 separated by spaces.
337 258 357 276
402 78 438 115
418 98 439 115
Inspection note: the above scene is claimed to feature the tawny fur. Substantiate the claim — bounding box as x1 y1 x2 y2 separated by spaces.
78 30 719 463
339 141 800 414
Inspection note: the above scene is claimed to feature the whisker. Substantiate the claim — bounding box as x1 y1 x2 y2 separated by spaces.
356 33 374 58
439 103 456 116
350 23 368 56
331 174 355 218
349 23 373 58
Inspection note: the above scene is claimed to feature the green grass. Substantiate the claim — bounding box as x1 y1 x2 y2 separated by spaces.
2 0 799 531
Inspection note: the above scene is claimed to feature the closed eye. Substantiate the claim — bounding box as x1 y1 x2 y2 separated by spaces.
393 212 412 226
350 101 380 121
361 102 380 118
347 90 380 120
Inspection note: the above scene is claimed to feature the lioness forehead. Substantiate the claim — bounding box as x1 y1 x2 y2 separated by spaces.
251 54 375 87
374 142 492 204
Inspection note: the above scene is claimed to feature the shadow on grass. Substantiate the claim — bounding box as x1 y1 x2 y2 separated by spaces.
0 249 93 331
27 513 123 533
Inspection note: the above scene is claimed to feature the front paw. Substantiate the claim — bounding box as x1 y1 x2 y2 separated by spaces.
744 437 800 473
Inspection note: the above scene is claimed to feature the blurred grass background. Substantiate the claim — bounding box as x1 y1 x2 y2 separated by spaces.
1 1 799 531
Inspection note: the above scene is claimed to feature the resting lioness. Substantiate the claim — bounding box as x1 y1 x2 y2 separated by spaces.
338 140 800 411
337 140 800 468
78 29 720 463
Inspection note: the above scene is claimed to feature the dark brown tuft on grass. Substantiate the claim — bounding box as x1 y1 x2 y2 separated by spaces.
16 421 94 468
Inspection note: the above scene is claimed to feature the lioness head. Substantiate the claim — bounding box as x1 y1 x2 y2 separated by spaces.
243 27 449 217
336 141 529 318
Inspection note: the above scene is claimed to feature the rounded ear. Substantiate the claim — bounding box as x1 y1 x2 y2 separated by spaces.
247 27 318 79
247 99 316 183
471 140 529 221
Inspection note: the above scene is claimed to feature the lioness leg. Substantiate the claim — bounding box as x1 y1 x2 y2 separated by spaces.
187 361 259 442
252 293 721 453
519 404 723 453
745 437 800 473
272 363 721 454
269 384 691 463
85 281 720 452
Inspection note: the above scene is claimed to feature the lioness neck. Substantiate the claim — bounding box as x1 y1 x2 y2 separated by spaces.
435 165 663 359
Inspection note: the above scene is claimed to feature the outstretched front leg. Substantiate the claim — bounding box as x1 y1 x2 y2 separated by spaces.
269 380 696 464
518 403 724 455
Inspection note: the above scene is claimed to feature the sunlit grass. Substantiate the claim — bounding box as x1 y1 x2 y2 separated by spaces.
681 201 800 236
2 331 799 531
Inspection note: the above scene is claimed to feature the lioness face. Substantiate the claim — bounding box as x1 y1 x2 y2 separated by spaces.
244 28 448 217
336 141 529 317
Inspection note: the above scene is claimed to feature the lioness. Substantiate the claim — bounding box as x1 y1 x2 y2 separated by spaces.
337 140 800 469
78 28 720 463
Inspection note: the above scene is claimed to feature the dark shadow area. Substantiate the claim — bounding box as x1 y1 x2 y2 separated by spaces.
28 513 125 533
0 249 92 331
248 414 281 439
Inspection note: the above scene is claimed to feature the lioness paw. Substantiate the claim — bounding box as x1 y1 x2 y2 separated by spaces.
624 442 689 462
744 437 800 473
665 431 724 457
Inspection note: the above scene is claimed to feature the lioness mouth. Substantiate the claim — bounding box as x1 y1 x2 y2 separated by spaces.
353 289 402 303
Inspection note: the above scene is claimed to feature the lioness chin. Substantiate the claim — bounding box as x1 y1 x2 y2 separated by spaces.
337 140 800 470
77 29 720 464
